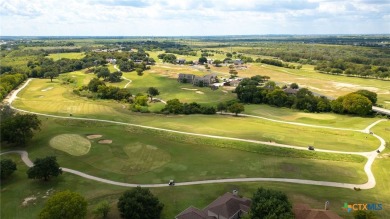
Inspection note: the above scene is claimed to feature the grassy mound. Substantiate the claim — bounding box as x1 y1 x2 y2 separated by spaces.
49 134 91 156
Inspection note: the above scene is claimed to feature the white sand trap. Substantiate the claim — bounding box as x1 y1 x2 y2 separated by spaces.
22 196 36 206
41 87 53 92
196 91 204 94
86 134 102 139
98 139 112 144
181 88 198 91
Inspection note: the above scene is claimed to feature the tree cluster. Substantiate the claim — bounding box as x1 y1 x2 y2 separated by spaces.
27 156 62 181
235 77 375 116
315 60 389 80
74 78 132 102
0 73 27 100
39 190 87 219
161 99 216 115
117 187 163 219
157 53 177 64
0 159 17 180
0 112 41 145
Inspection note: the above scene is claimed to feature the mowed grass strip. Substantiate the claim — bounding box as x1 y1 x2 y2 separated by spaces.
49 134 91 156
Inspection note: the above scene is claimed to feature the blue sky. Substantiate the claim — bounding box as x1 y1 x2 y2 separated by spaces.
0 0 389 36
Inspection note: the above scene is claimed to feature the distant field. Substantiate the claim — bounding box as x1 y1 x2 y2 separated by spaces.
47 52 85 61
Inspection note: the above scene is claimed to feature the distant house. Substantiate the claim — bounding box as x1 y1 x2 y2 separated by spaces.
207 58 214 64
176 192 251 219
178 73 218 87
177 58 186 64
293 204 342 219
234 59 244 65
106 58 117 64
283 87 299 95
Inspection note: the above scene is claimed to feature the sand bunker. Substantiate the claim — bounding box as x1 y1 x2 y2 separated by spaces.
181 88 198 91
41 87 53 92
196 91 204 94
86 134 102 139
22 196 36 206
98 139 112 144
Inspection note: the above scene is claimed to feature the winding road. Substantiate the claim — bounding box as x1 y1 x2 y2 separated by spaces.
1 78 387 190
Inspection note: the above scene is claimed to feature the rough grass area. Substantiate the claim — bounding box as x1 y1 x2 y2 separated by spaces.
47 52 85 61
49 134 91 156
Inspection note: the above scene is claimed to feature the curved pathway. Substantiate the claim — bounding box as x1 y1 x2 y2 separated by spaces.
1 79 387 189
113 65 132 88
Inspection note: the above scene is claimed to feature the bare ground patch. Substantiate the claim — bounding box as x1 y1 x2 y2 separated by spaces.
41 87 53 92
196 91 204 94
86 134 103 139
98 139 113 144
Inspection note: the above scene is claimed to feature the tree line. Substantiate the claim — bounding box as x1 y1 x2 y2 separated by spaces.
234 76 376 116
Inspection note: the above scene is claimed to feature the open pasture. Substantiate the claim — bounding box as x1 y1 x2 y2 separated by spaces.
47 52 85 61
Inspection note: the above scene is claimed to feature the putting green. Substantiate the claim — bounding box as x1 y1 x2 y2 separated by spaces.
49 134 91 156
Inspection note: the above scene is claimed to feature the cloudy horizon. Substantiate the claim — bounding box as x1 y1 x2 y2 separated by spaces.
0 0 389 36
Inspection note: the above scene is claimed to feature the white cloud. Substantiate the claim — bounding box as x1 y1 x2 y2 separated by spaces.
0 0 388 35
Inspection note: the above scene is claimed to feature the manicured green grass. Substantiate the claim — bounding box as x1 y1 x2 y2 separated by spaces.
47 52 85 61
49 134 91 156
22 117 366 185
13 78 379 152
244 104 379 130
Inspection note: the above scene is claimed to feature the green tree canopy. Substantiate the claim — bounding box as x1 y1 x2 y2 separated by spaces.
353 90 377 105
249 187 294 219
95 67 110 79
228 103 245 116
0 159 17 179
88 78 106 92
117 187 163 219
198 56 207 64
147 87 160 101
0 113 41 145
342 93 372 116
39 190 87 219
93 201 111 219
44 71 59 82
27 156 62 181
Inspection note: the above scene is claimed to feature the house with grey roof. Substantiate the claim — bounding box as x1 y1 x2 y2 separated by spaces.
176 192 251 219
178 73 218 87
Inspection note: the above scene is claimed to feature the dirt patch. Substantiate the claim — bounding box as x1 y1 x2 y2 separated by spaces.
222 90 228 93
196 91 204 94
377 153 390 159
280 163 299 172
98 139 112 144
86 134 102 139
22 196 37 206
181 88 198 91
41 87 53 92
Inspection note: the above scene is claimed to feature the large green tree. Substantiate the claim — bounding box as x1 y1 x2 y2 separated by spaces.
0 114 41 145
39 191 87 219
228 102 245 116
353 90 377 105
0 159 17 179
27 156 62 181
117 187 163 219
342 93 372 116
249 187 294 219
147 87 160 101
44 71 59 82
